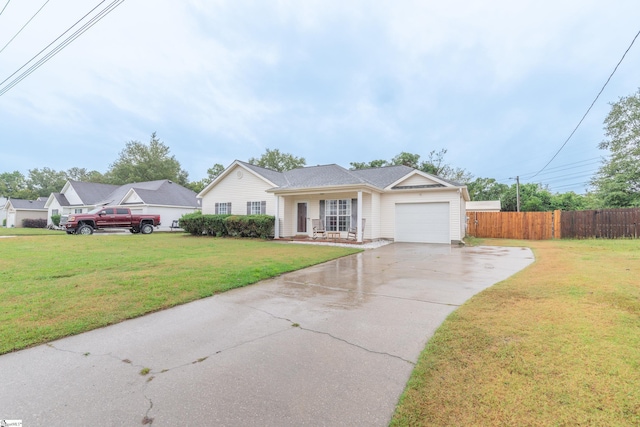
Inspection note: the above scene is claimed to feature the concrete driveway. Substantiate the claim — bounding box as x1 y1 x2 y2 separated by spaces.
0 243 534 426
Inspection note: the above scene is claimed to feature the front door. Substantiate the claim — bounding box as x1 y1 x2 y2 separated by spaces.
297 202 307 233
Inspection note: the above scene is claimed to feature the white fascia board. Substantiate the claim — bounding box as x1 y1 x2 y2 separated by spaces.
120 188 140 205
385 170 455 190
44 193 56 208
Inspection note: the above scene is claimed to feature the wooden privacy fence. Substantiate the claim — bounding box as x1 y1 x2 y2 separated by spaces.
466 211 558 240
466 208 640 240
560 208 639 239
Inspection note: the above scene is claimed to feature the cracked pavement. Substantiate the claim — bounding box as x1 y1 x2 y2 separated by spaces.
0 243 534 426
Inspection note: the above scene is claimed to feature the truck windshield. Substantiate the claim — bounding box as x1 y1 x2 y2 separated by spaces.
88 207 106 214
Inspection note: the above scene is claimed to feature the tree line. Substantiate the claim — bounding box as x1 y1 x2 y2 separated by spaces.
2 88 639 211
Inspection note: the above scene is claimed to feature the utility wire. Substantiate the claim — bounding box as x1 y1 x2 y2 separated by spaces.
0 0 108 88
529 28 640 179
0 0 10 17
0 0 51 54
0 0 125 96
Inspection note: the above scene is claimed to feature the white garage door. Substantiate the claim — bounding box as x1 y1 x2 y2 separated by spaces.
395 202 450 244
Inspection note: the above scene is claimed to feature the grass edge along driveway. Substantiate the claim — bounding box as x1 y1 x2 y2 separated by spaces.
0 233 360 355
392 238 640 426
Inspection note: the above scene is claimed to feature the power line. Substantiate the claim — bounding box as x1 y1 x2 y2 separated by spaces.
497 156 602 182
0 0 125 96
0 0 10 17
529 28 640 179
0 0 51 55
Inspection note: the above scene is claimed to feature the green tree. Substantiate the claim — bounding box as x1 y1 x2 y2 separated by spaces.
350 159 389 169
591 88 640 207
66 167 105 183
187 163 226 193
467 177 509 201
549 192 587 211
248 148 306 172
352 149 473 183
27 167 68 197
0 171 31 198
501 183 553 212
106 132 189 185
422 149 473 183
390 152 421 169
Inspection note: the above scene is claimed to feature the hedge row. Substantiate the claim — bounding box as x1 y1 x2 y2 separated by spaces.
179 212 274 239
22 218 48 228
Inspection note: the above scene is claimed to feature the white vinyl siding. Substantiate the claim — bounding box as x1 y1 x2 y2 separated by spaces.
200 165 277 216
393 173 441 187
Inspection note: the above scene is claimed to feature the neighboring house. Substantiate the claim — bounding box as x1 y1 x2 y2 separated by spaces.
198 161 470 244
45 179 199 231
3 198 48 228
0 196 7 225
466 200 501 212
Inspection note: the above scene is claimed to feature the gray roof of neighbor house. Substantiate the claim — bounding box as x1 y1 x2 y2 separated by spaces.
8 198 47 210
69 181 120 205
96 180 198 207
51 192 71 207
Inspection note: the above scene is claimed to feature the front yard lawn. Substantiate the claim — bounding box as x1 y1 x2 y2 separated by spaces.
392 238 640 426
0 233 360 354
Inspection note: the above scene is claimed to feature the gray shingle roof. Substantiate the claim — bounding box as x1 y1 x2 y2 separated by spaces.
9 198 47 210
70 181 120 204
233 161 462 192
96 180 198 207
52 193 70 207
279 164 368 189
125 181 198 206
349 165 417 188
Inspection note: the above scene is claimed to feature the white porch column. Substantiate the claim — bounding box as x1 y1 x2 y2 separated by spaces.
274 195 280 239
357 191 363 242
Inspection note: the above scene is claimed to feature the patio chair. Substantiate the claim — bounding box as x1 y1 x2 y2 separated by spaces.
347 218 366 241
312 219 326 240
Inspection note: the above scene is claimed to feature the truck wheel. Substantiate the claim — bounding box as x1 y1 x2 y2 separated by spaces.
77 224 93 235
140 224 154 234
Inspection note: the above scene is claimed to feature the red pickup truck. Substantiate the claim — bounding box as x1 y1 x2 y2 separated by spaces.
63 206 161 235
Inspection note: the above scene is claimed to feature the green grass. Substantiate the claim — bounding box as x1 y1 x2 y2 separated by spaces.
0 233 360 354
0 227 62 236
392 238 640 426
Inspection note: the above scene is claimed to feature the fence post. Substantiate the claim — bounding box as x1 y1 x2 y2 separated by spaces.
553 210 562 239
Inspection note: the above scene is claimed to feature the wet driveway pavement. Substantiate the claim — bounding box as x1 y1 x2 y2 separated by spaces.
0 243 534 426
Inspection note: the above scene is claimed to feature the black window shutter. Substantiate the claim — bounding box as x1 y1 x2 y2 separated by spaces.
246 201 251 215
215 202 219 215
319 200 325 223
261 200 266 214
227 202 232 214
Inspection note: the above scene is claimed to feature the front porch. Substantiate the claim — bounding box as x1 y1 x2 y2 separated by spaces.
273 190 374 243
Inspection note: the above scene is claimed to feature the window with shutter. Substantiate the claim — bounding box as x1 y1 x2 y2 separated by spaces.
324 199 352 231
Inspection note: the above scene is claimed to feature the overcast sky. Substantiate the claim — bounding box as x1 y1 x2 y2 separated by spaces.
1 0 639 193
